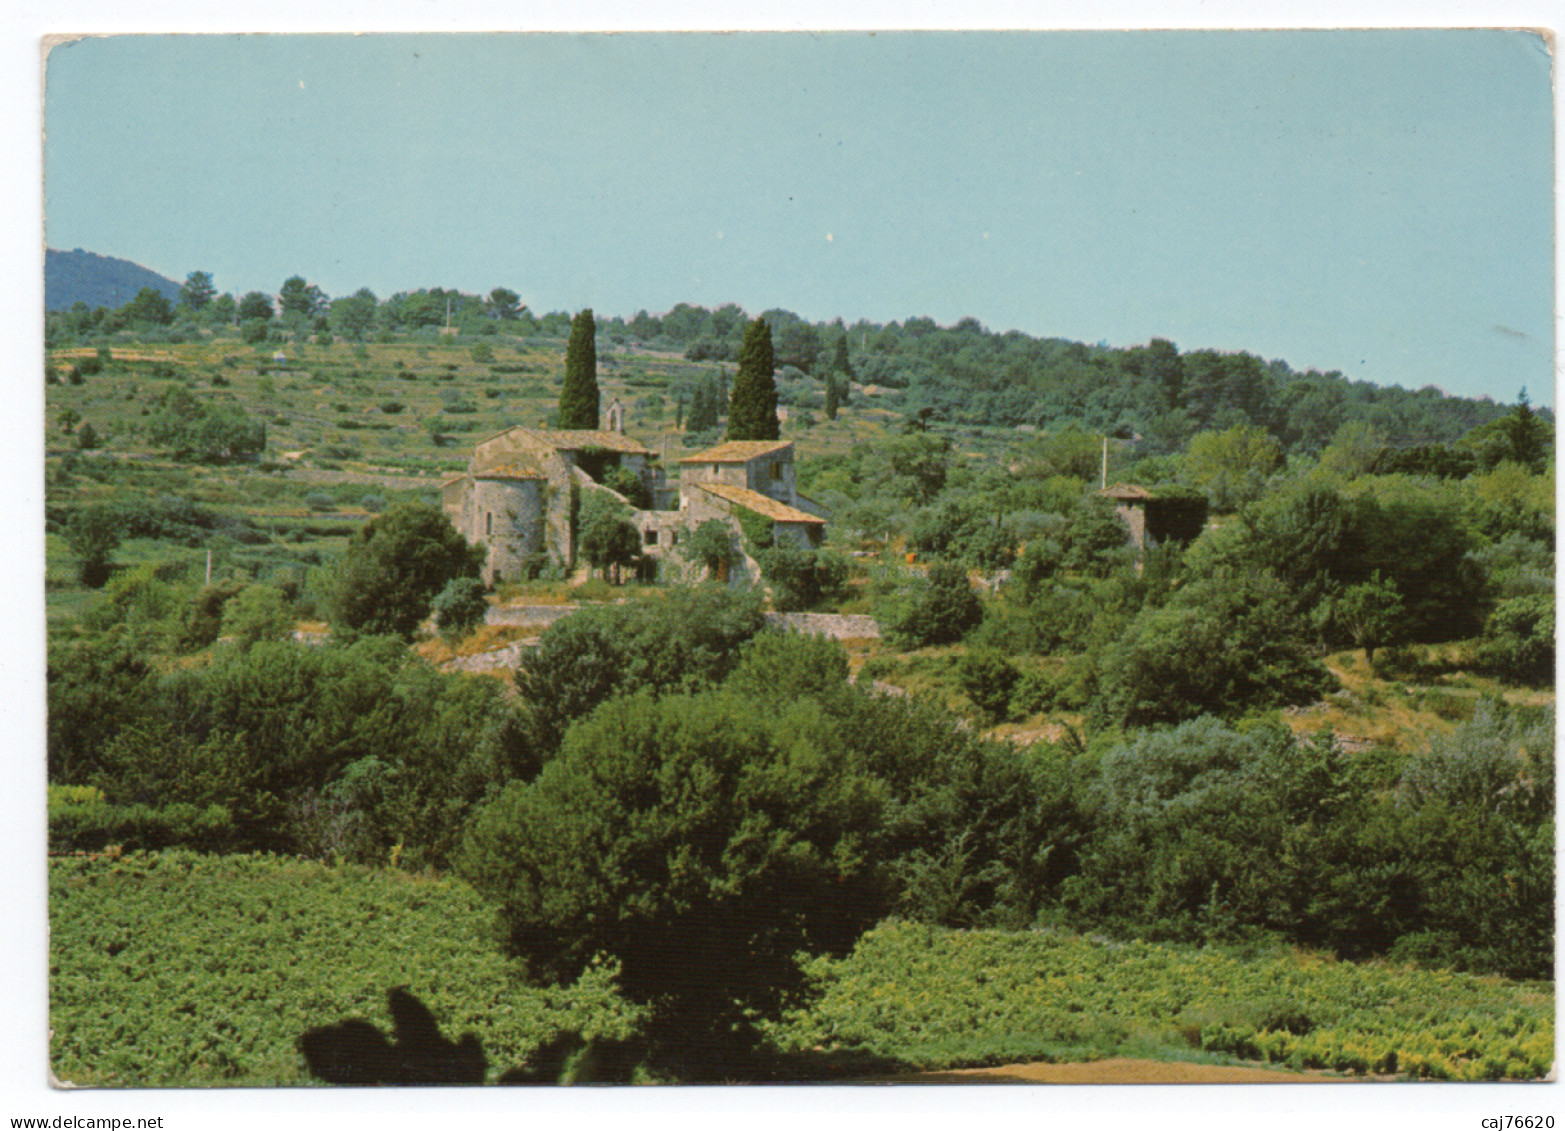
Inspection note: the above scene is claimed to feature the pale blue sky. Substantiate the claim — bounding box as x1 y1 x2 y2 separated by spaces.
44 30 1555 405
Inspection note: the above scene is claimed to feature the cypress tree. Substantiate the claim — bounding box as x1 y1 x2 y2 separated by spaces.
830 335 853 378
686 376 721 433
558 309 599 429
727 318 778 441
823 375 840 421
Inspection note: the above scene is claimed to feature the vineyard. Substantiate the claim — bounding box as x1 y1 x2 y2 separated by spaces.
48 852 644 1087
768 921 1555 1080
51 853 1553 1086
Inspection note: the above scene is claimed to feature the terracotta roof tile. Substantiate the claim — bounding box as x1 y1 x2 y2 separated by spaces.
474 462 546 480
679 439 793 464
522 428 653 455
1099 483 1156 500
477 425 654 456
696 481 825 524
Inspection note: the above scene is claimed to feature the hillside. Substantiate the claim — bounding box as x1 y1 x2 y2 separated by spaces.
46 247 180 312
41 316 1555 1087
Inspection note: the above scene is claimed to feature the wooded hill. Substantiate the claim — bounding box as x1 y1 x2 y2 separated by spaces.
46 247 181 313
44 267 1534 459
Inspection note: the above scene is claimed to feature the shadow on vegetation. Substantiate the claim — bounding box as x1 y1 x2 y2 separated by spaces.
495 1019 911 1085
299 987 909 1085
299 987 485 1085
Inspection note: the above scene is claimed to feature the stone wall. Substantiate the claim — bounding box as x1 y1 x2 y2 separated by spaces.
482 604 879 640
472 478 545 583
764 612 881 639
485 603 580 629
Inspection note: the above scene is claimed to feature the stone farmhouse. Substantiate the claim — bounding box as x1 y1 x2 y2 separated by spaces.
443 401 827 585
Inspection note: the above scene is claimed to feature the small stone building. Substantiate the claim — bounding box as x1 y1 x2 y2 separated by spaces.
1098 483 1209 551
444 424 664 584
677 439 826 551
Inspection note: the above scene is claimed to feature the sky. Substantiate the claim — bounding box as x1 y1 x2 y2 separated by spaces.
41 28 1555 406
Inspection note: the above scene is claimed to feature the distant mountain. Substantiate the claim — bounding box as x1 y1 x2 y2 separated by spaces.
46 248 181 312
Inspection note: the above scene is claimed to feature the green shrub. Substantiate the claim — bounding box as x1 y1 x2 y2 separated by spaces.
49 799 235 853
432 577 489 641
885 562 983 649
757 545 849 612
1478 595 1554 686
957 649 1020 722
220 583 296 649
1096 575 1335 726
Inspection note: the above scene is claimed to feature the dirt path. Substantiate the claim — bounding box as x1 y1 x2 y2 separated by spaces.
891 1057 1353 1084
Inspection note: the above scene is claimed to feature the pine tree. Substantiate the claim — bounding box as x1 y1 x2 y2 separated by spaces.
1502 387 1549 472
558 309 599 430
727 319 778 441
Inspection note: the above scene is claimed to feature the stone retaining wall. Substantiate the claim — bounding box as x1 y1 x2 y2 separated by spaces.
485 604 580 629
486 603 879 640
764 612 881 639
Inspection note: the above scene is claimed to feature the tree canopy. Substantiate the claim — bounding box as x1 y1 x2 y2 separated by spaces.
177 271 215 312
325 503 484 640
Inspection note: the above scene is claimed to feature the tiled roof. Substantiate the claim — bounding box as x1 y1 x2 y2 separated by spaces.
474 462 546 480
696 481 825 524
476 425 654 456
1099 483 1155 500
679 439 793 464
522 428 653 455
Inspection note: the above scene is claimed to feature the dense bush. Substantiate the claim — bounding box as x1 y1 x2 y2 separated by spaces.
146 385 266 462
516 586 767 753
1044 708 1555 978
432 576 489 641
63 502 123 587
219 582 296 649
883 561 983 648
324 503 484 639
956 648 1020 722
1096 576 1336 726
50 637 514 866
757 544 849 611
1478 595 1554 686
